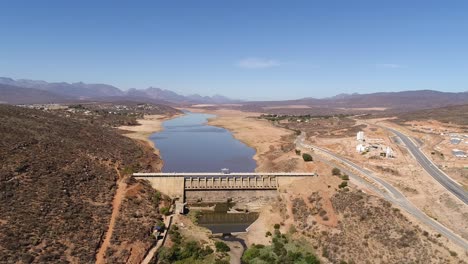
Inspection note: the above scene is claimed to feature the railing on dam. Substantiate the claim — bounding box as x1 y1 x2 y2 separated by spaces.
133 172 316 191
133 172 316 178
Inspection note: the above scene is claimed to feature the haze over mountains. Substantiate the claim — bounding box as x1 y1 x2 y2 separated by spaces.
0 77 237 105
248 90 468 111
1 77 467 112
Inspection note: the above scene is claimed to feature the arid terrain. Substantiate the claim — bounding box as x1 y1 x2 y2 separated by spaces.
0 104 176 263
188 108 467 263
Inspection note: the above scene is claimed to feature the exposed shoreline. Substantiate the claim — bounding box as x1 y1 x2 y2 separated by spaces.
118 113 183 156
187 108 295 172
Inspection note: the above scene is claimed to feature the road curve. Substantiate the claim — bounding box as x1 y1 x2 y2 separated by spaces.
383 126 468 205
295 133 468 249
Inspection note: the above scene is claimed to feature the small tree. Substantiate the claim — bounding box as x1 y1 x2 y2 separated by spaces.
215 241 230 252
295 149 301 155
341 174 349 180
332 167 341 176
274 223 281 229
302 153 313 162
338 181 348 189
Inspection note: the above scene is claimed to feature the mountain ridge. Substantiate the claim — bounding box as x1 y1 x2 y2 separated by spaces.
0 77 239 104
1 77 468 112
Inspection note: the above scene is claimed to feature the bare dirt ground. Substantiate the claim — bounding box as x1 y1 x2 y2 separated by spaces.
382 119 468 188
114 108 466 262
118 114 181 156
95 177 127 264
200 109 466 262
308 118 468 243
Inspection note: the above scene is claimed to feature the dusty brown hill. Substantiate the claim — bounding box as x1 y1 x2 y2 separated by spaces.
242 90 468 114
393 104 468 126
284 189 463 263
268 170 463 263
0 84 71 104
104 178 171 264
0 105 160 263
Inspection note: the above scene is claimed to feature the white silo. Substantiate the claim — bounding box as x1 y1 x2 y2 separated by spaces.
357 131 365 141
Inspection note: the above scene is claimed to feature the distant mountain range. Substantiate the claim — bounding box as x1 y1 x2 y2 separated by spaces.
0 77 239 105
1 77 467 112
245 90 468 112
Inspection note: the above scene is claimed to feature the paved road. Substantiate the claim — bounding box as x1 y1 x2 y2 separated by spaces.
295 133 468 249
383 126 468 205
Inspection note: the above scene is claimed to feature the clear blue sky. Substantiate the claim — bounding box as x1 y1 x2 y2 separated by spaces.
1 0 467 100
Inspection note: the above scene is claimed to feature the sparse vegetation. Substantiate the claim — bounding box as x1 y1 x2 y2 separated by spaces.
332 167 341 176
302 153 313 162
160 206 171 216
0 105 164 263
338 181 348 189
189 210 202 224
215 241 230 252
242 226 320 264
156 224 219 263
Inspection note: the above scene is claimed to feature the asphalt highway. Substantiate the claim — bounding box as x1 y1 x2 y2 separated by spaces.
295 133 468 249
384 127 468 205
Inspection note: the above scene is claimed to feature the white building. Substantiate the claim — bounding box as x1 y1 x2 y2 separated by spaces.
356 144 366 153
386 147 394 158
357 131 365 141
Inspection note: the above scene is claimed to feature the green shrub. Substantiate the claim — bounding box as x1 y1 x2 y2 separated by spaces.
152 191 162 206
215 241 230 252
338 181 348 189
242 247 261 263
169 225 182 245
295 149 301 155
341 174 349 180
274 224 281 229
332 168 341 176
305 254 320 264
265 231 272 237
160 206 170 216
302 153 313 162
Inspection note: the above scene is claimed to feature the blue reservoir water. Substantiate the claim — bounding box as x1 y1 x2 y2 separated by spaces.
149 111 257 172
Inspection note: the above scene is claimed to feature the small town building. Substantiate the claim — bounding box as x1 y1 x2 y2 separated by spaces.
357 131 365 141
452 149 467 158
356 144 366 153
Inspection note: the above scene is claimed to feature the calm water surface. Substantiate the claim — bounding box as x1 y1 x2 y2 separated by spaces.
150 111 257 172
149 111 258 235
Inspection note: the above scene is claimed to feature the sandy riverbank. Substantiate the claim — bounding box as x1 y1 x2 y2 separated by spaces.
188 108 306 172
118 114 182 155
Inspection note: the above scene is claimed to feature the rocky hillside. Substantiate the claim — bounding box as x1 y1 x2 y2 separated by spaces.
0 105 161 263
276 176 464 264
394 104 468 126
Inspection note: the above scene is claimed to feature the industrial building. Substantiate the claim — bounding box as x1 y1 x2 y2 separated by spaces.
452 149 467 158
